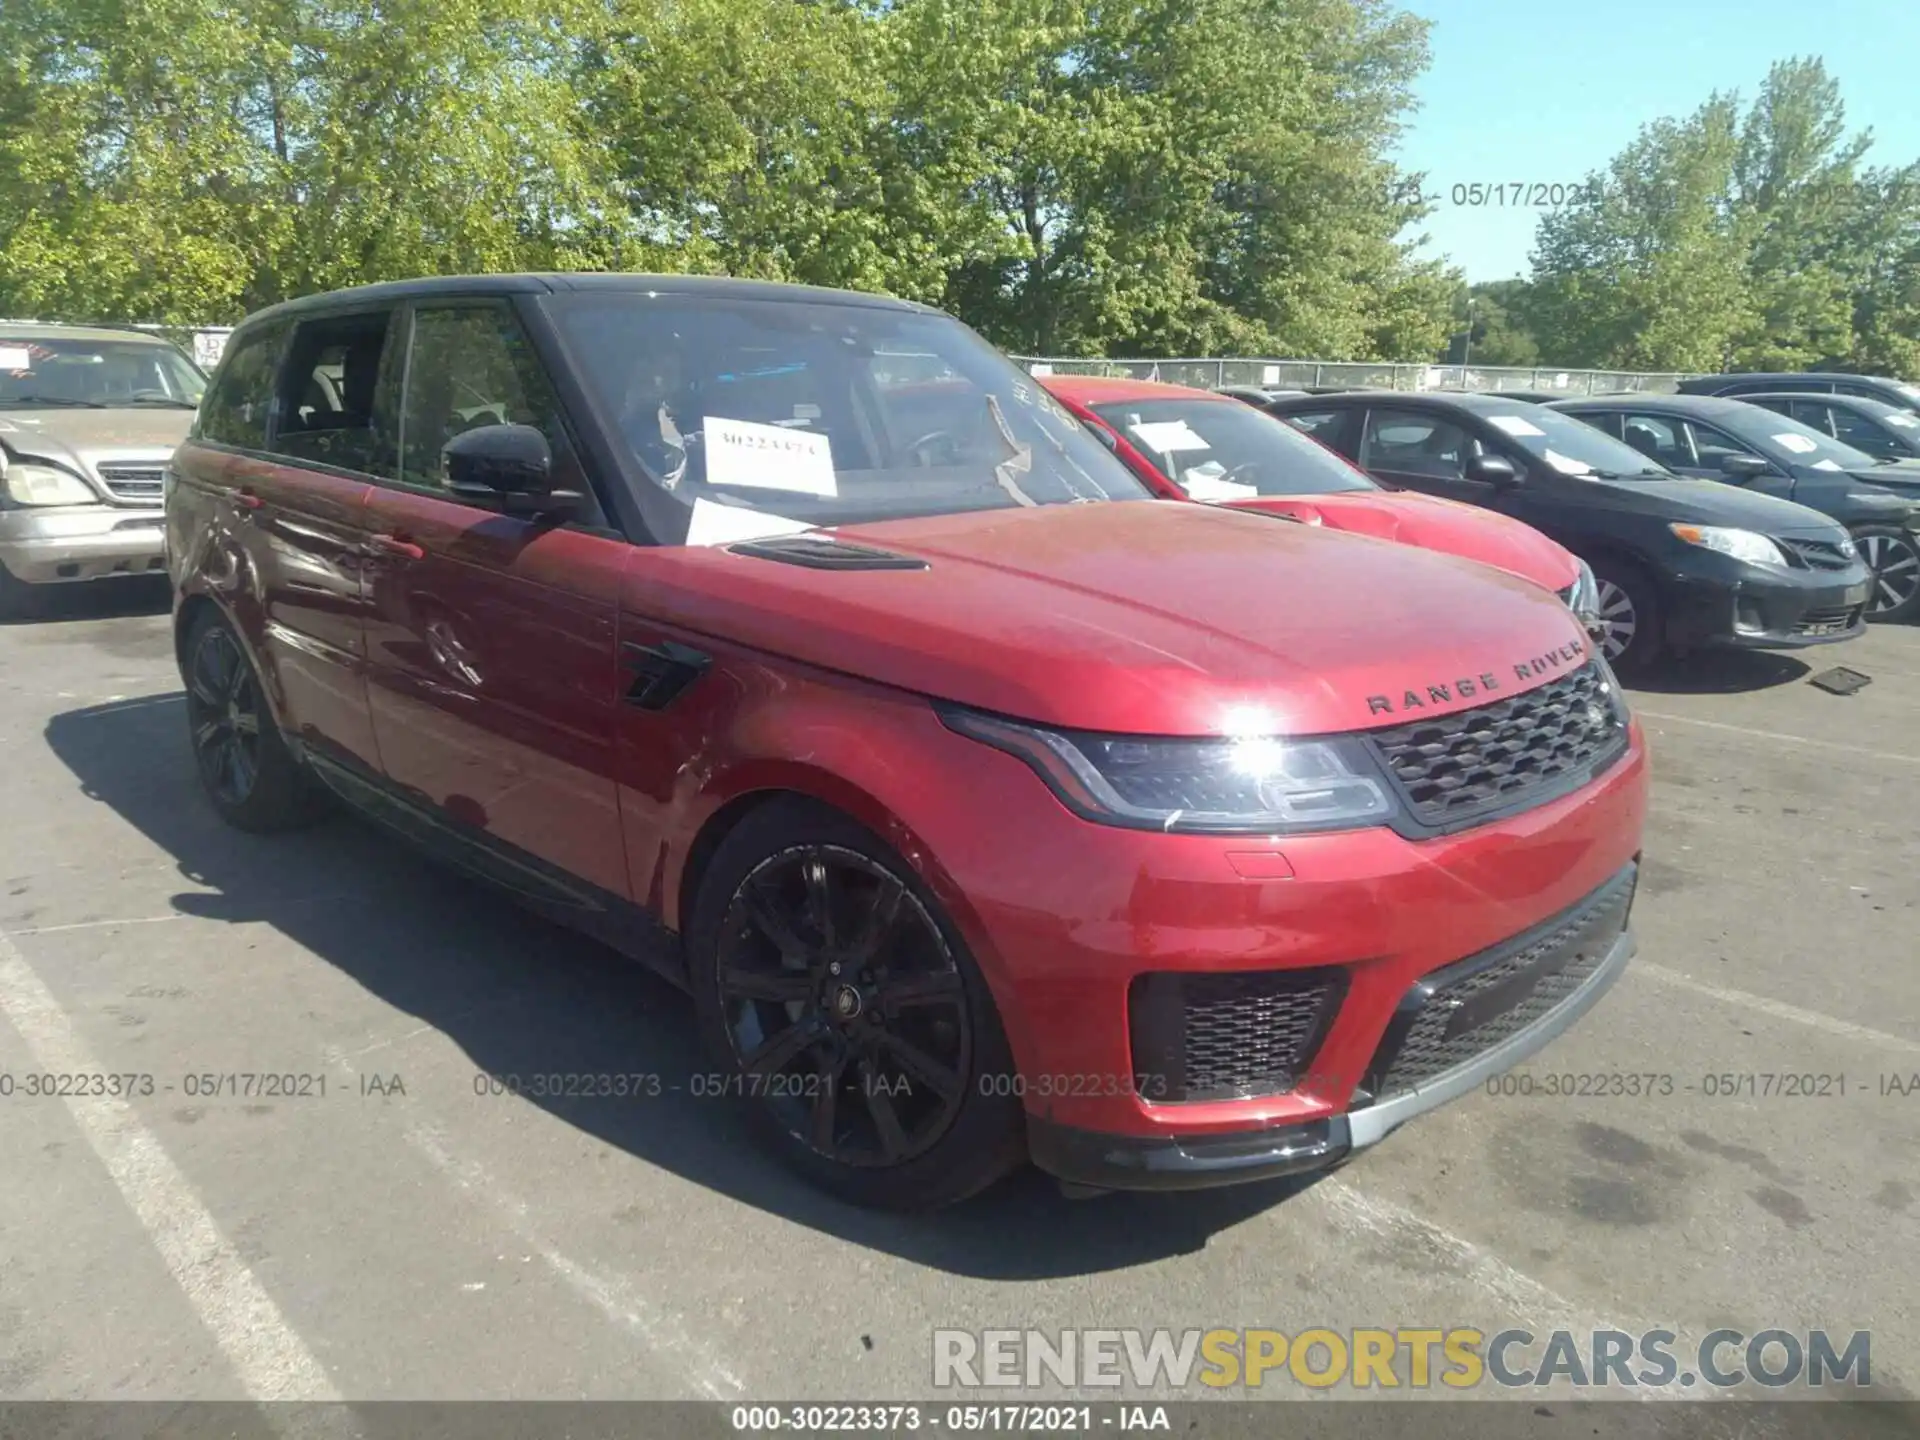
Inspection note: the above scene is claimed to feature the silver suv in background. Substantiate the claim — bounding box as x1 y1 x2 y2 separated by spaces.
0 324 205 616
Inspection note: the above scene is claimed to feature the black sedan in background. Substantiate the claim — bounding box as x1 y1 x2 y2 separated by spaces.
1677 371 1920 414
1550 394 1920 623
1734 391 1920 463
1261 390 1873 671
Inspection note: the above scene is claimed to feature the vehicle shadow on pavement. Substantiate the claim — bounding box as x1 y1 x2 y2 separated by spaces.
43 692 1320 1280
1625 648 1811 695
0 575 171 626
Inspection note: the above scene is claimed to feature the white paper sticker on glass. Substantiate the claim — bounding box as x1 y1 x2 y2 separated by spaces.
704 416 837 496
1543 449 1594 476
1182 473 1259 501
1486 414 1545 438
1773 432 1818 454
1887 413 1918 428
1129 419 1210 454
1811 459 1844 472
0 347 33 371
684 498 816 548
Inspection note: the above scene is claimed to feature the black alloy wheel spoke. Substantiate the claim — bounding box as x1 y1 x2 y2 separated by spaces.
740 1016 830 1077
876 968 962 1012
875 1031 961 1101
810 1052 850 1151
859 1058 910 1161
802 858 837 949
741 877 811 964
718 962 813 1005
844 873 906 967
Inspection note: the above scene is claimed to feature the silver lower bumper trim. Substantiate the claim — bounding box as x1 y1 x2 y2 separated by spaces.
1346 927 1637 1150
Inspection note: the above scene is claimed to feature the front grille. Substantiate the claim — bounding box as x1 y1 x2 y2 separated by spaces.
1360 865 1637 1102
1129 969 1346 1103
96 464 167 503
1778 537 1856 570
1794 604 1863 636
1363 662 1628 831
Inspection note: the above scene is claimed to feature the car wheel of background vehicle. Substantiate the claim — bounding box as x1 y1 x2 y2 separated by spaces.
1588 559 1662 673
184 609 324 832
687 798 1025 1210
0 562 46 621
1853 525 1920 622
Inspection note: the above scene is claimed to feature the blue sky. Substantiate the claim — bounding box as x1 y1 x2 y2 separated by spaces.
1396 0 1920 282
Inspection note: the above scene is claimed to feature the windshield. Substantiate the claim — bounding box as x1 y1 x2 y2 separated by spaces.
549 295 1148 543
1721 408 1881 470
1087 397 1374 498
1489 404 1674 478
0 335 206 408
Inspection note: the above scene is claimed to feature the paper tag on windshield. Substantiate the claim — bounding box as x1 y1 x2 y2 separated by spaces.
1129 419 1210 453
1811 459 1844 472
0 347 33 371
1888 413 1918 427
1543 449 1594 476
1182 474 1258 501
684 498 815 548
1773 433 1818 454
1486 414 1545 438
704 416 837 496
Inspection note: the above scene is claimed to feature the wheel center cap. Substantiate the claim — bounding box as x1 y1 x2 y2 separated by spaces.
831 984 864 1020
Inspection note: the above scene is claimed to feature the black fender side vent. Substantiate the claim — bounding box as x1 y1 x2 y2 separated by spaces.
726 536 928 571
623 640 712 710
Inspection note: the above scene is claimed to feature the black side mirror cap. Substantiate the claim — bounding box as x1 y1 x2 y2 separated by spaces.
1720 453 1773 479
442 423 579 519
1465 453 1521 486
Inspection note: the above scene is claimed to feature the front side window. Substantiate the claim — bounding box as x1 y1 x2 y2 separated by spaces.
1786 399 1834 433
1361 409 1471 479
1713 409 1879 471
197 324 286 449
0 334 205 409
271 311 399 477
1828 405 1909 456
1089 397 1373 498
1684 421 1762 467
548 294 1146 544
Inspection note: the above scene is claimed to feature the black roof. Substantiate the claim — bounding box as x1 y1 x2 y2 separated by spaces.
1549 393 1755 421
1680 370 1873 385
1726 390 1909 413
234 272 931 333
1268 388 1549 412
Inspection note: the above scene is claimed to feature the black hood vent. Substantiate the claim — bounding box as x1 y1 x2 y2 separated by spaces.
727 535 928 571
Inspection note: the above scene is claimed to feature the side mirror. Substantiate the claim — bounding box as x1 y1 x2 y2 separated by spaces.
1465 453 1521 486
1720 453 1772 479
442 424 578 519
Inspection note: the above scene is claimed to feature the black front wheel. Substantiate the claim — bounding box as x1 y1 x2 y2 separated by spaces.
1853 525 1920 623
184 610 324 831
687 799 1024 1210
1588 558 1663 674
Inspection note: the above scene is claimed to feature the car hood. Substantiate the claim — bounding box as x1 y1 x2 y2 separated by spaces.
0 406 193 471
630 500 1596 736
1826 458 1920 497
1566 475 1848 535
1223 491 1579 592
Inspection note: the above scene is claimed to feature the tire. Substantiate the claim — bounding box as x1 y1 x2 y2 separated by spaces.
686 797 1025 1210
183 608 324 832
1852 524 1920 623
1588 557 1663 674
0 562 46 621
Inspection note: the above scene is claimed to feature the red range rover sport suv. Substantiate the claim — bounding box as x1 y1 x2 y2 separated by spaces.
168 274 1649 1209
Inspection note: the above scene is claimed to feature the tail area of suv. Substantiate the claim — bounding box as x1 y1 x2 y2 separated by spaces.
169 274 1648 1208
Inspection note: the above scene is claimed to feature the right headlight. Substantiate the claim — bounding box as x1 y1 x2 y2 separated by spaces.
1669 523 1788 568
940 707 1398 834
2 459 98 507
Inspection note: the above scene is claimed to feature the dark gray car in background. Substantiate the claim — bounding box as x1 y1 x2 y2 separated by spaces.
1551 393 1920 623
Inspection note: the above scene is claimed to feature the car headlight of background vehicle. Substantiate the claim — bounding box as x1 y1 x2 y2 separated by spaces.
0 459 98 508
940 708 1398 833
1669 523 1788 568
1562 557 1601 624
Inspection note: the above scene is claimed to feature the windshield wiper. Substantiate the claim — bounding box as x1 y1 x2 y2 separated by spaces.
123 397 199 409
0 395 107 408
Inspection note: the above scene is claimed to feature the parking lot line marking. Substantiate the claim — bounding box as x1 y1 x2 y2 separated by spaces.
1634 709 1920 767
403 1120 748 1401
1636 961 1920 1055
10 913 188 936
0 928 342 1406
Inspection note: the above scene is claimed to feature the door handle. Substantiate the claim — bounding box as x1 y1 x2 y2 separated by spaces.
368 533 425 561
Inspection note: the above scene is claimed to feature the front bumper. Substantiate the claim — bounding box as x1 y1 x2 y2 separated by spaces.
1664 561 1872 651
1029 925 1635 1191
0 505 168 584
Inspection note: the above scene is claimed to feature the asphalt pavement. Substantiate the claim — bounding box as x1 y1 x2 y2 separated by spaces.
0 577 1915 1437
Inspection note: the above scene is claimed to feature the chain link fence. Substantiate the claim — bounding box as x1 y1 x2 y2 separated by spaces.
1011 355 1687 397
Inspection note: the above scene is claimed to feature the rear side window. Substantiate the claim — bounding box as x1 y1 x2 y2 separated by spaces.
1281 409 1359 458
1787 399 1835 434
197 324 286 449
271 311 399 477
1361 409 1472 478
1620 413 1688 466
